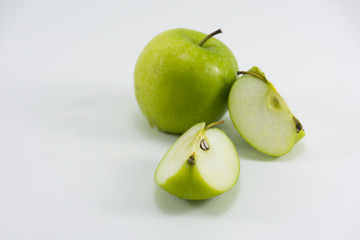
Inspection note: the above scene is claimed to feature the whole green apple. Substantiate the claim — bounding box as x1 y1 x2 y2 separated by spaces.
134 28 238 134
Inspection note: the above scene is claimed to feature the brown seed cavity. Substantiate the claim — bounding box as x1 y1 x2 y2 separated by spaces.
200 139 210 151
293 117 303 133
187 153 195 165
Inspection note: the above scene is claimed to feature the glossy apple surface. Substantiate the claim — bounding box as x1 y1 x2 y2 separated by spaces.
134 29 238 134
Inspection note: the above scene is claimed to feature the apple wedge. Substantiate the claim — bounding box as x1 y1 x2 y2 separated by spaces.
154 122 240 200
228 67 305 157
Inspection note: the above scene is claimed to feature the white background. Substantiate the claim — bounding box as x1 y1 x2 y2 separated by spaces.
1 0 360 239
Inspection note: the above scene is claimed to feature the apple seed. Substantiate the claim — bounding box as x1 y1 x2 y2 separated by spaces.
187 153 196 165
200 139 210 151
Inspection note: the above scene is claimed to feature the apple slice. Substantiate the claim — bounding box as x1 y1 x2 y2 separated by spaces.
228 67 305 157
154 121 240 200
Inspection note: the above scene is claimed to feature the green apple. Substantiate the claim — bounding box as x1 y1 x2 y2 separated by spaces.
228 67 305 157
154 121 240 200
134 28 238 134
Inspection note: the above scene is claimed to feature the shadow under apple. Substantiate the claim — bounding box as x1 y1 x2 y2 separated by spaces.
154 178 241 216
42 90 179 145
132 110 178 145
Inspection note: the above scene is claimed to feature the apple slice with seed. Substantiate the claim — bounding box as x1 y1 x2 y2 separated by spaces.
154 121 240 200
228 66 305 157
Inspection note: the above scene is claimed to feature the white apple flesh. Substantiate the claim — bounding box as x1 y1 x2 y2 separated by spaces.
228 67 305 157
154 122 240 200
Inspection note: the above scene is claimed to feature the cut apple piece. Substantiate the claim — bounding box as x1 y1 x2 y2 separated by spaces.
228 66 305 157
154 122 240 200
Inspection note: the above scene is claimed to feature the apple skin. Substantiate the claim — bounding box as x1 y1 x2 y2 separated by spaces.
134 28 238 134
228 67 305 157
154 122 240 200
159 163 222 200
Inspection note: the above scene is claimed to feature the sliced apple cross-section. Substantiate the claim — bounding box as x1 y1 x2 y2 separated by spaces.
154 122 240 200
228 66 305 157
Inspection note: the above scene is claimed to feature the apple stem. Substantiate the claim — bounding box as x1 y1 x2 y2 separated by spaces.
199 29 222 47
237 71 267 83
206 120 224 130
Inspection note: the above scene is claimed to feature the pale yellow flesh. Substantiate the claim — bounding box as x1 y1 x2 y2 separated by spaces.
155 122 205 184
154 122 240 199
229 73 304 157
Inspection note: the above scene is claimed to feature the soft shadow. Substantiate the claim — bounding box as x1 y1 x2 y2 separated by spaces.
280 141 306 161
154 179 241 216
131 110 178 144
218 114 305 162
42 93 133 141
43 91 178 144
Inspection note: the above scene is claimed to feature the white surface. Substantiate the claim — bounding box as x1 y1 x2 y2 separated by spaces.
1 0 360 239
